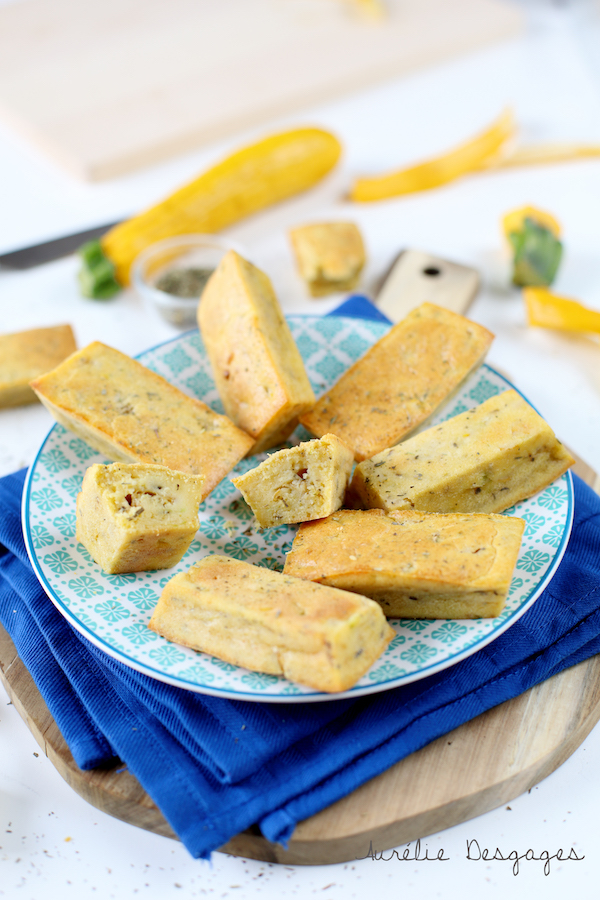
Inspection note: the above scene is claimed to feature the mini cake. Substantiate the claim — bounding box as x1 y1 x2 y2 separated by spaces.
283 508 526 619
289 222 366 296
198 251 315 454
0 324 76 408
76 463 206 574
231 433 354 527
148 555 394 693
299 303 494 461
30 341 254 500
351 389 574 514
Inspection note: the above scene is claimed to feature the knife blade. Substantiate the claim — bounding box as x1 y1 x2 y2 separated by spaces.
0 221 121 270
374 248 480 322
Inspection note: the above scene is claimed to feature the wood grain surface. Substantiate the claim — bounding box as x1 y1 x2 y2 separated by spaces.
0 0 522 180
1 455 598 865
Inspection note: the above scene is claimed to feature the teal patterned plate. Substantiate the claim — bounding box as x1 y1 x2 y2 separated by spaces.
22 317 573 702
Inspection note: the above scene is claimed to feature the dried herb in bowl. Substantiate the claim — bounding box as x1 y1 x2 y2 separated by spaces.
155 267 214 299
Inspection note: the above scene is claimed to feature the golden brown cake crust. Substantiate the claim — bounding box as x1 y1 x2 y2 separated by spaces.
299 303 494 461
289 222 366 297
283 508 526 619
30 341 253 500
149 555 394 693
0 324 77 408
351 389 575 514
198 251 315 454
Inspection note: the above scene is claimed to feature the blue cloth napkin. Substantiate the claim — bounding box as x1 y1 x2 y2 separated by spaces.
1 297 599 859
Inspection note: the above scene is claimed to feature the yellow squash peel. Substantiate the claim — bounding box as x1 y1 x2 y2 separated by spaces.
481 142 600 170
100 127 342 286
350 112 600 203
524 287 600 335
350 108 515 201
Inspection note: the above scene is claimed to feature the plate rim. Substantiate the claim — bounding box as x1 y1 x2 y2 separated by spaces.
21 315 575 702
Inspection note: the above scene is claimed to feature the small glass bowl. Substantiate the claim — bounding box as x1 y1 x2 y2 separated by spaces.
132 234 248 328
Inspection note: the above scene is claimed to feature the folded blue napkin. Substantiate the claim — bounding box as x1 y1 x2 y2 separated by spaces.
1 297 599 859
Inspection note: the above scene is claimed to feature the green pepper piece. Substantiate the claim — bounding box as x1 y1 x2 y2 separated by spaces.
508 217 563 287
77 239 121 300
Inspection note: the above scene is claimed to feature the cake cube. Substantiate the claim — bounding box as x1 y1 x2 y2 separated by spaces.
299 303 494 461
76 463 206 574
0 324 76 408
289 221 366 297
30 341 253 500
149 555 394 693
198 250 315 454
351 389 574 514
283 508 526 619
230 433 354 528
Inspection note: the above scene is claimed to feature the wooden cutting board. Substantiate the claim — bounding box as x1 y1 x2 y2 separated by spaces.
0 0 521 181
1 453 598 865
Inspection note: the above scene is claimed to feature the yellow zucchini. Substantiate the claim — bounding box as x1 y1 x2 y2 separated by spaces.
100 127 342 286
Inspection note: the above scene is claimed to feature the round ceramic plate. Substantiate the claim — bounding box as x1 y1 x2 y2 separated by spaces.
23 316 573 702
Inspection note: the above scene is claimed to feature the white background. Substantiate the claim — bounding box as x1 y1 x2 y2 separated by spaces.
2 1 600 897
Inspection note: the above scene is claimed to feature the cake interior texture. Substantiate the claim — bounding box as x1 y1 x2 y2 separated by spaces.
149 555 394 692
352 389 574 514
231 433 354 527
283 508 526 619
76 463 205 574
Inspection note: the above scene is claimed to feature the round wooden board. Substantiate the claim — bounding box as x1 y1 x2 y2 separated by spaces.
3 449 599 863
3 622 600 865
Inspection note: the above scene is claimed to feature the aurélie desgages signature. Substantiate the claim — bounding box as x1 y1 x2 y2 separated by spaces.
356 838 585 876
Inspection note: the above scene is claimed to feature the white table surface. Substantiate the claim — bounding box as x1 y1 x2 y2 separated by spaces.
2 2 600 897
